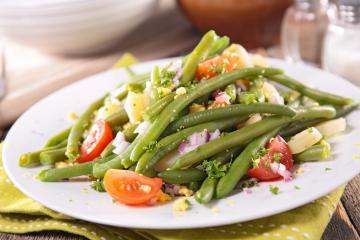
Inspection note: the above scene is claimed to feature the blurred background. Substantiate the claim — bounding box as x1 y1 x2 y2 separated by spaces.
0 0 359 129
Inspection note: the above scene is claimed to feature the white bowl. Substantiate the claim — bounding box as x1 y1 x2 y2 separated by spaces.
0 0 159 55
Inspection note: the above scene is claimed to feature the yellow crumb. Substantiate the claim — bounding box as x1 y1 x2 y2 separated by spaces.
211 207 220 214
208 101 228 109
156 191 172 203
176 87 187 96
357 143 360 148
123 122 132 130
158 87 172 96
296 167 304 175
178 186 193 197
173 198 190 212
189 103 206 113
68 111 78 121
55 161 73 169
226 199 235 206
353 154 360 160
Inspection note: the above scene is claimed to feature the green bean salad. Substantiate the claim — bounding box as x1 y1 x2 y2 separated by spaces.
19 30 357 210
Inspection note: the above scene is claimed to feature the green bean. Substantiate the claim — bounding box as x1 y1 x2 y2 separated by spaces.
130 68 283 162
38 154 116 182
170 116 291 170
142 92 175 121
40 147 66 165
216 128 281 198
335 102 359 117
44 127 70 148
150 65 161 101
248 78 265 103
124 66 136 77
194 177 218 204
128 165 136 171
188 181 202 192
287 97 301 108
114 72 150 100
294 144 330 162
165 103 295 135
193 93 210 105
294 106 336 120
135 117 243 173
127 83 145 93
158 169 206 184
225 84 236 103
280 103 359 137
66 95 107 161
19 141 67 167
106 108 129 128
180 30 219 84
207 36 230 58
280 119 321 137
92 136 141 179
123 123 139 142
143 168 157 178
100 140 115 158
209 146 243 165
268 74 353 105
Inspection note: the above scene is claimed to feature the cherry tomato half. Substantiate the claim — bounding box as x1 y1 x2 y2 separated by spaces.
247 135 293 181
104 170 163 205
196 56 237 80
76 119 113 163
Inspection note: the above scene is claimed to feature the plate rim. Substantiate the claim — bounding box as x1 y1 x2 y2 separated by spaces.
3 57 360 229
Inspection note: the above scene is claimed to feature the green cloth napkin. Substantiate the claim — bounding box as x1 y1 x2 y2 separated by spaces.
0 54 344 240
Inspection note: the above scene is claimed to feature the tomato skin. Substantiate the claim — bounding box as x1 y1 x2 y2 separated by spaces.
104 170 163 205
196 56 237 80
76 120 113 163
247 135 293 181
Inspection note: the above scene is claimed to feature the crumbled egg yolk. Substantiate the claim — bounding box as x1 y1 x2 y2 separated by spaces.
189 103 206 113
296 167 304 175
208 101 228 109
173 198 190 212
55 161 73 169
176 87 187 96
211 207 220 214
178 186 193 197
68 111 78 121
156 190 172 203
158 87 172 96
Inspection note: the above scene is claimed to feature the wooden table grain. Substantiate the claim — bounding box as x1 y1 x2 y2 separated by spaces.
0 1 359 239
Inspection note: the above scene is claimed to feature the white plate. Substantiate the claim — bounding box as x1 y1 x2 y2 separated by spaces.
3 58 360 229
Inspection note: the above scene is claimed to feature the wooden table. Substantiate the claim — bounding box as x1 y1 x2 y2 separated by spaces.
0 1 359 239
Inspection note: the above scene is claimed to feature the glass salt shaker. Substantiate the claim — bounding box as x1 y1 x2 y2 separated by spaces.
322 0 360 85
281 0 330 64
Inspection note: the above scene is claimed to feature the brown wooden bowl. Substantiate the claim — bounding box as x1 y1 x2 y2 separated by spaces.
177 0 292 49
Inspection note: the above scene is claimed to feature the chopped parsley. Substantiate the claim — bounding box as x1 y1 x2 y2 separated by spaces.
91 179 106 192
325 167 332 171
269 185 280 195
252 158 260 168
143 141 157 152
239 179 258 189
238 92 258 104
160 68 176 87
253 147 268 160
202 160 229 179
214 63 227 75
273 153 283 162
